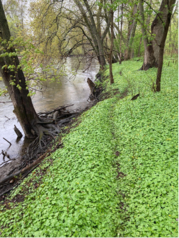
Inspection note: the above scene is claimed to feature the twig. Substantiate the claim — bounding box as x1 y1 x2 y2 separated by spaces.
0 161 8 167
3 137 12 146
2 150 11 160
5 116 10 120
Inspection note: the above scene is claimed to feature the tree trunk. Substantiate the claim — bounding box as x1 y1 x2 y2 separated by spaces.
155 0 176 91
105 30 119 64
137 37 142 57
119 3 123 64
74 0 109 69
0 0 41 138
109 5 114 84
139 0 157 70
152 0 176 65
140 0 175 71
124 4 137 60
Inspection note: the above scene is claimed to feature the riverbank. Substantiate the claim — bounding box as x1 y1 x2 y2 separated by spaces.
0 58 178 237
0 57 99 165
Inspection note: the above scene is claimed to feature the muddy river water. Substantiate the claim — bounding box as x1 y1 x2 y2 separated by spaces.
0 57 99 167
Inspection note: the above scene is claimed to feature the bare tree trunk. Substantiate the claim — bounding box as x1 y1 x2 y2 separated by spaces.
74 0 111 69
155 0 176 91
109 4 114 84
0 59 40 138
105 29 118 64
116 5 121 62
169 23 172 56
139 0 157 70
124 4 138 60
119 3 123 64
152 0 176 65
146 0 152 31
140 0 175 71
138 37 143 57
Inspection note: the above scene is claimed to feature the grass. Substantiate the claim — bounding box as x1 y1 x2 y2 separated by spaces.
0 58 178 237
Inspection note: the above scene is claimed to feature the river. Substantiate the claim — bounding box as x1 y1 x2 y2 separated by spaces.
0 57 99 166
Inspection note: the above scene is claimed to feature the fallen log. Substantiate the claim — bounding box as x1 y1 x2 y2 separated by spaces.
0 143 61 186
0 186 17 198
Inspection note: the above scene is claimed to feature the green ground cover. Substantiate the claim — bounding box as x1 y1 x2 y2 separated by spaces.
0 59 178 237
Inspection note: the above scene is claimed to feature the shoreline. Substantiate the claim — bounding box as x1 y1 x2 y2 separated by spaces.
0 100 96 197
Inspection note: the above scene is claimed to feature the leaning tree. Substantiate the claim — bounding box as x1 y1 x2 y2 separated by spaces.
0 0 58 139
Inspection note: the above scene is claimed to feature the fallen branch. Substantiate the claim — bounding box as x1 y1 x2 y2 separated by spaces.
0 143 62 186
2 150 9 159
0 186 16 198
38 104 74 116
3 137 12 146
0 104 81 197
5 116 10 120
0 161 8 167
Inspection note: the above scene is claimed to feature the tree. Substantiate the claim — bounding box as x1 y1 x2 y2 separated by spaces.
29 0 114 70
165 7 178 57
73 0 112 69
139 0 176 70
124 3 138 60
112 1 141 62
139 0 157 70
2 0 27 38
109 0 114 84
155 0 176 91
0 0 57 139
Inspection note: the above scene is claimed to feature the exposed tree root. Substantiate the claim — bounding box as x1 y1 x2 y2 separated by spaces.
0 88 103 198
0 104 81 198
0 144 62 187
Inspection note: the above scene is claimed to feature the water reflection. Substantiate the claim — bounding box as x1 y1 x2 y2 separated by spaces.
0 57 99 165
